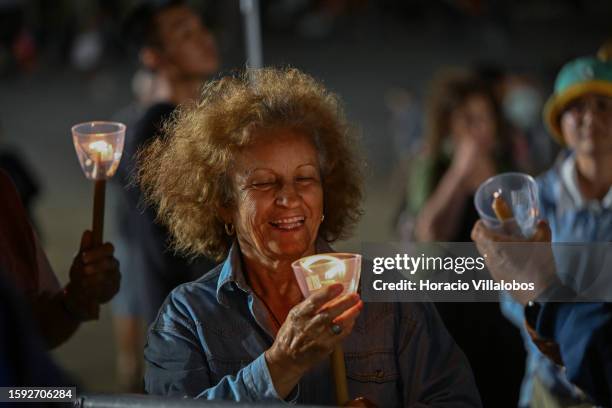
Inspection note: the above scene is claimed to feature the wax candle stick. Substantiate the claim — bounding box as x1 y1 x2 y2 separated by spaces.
331 344 349 405
92 179 106 246
492 192 513 221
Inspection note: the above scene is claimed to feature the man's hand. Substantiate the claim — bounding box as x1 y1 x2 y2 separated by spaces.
471 220 558 305
64 230 121 320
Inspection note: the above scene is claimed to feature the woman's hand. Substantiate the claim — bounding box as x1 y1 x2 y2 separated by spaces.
265 283 363 399
63 230 121 321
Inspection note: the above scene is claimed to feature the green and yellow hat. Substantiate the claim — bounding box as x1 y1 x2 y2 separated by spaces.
543 52 612 144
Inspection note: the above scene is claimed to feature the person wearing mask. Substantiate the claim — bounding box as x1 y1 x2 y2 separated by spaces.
112 0 219 391
476 64 555 175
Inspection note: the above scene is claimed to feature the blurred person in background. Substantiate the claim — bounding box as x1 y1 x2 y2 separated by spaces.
500 49 612 407
141 67 481 406
477 63 556 174
399 71 526 407
113 69 170 130
408 70 512 241
0 170 120 349
539 50 612 249
111 0 219 392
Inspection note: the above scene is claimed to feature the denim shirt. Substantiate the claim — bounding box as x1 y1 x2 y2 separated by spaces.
144 241 481 407
501 151 612 407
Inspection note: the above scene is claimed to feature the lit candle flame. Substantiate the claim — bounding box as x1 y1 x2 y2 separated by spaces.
301 254 346 281
89 140 114 162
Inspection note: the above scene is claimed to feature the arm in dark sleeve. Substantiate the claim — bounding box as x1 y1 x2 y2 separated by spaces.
536 302 612 407
397 303 482 407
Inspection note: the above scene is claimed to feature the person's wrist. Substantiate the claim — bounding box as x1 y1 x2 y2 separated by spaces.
265 347 304 380
264 347 305 400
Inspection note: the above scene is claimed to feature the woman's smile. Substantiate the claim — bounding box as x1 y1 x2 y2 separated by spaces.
269 215 306 231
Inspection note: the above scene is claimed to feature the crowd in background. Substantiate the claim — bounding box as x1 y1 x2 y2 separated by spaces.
1 0 611 407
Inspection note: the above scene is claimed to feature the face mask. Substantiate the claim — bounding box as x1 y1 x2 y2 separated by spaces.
503 85 543 130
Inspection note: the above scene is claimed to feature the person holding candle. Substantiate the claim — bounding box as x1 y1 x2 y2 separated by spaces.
490 50 612 407
140 67 481 406
0 169 120 348
111 0 220 391
472 222 612 407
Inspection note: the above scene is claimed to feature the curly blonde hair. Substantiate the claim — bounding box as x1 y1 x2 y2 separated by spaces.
137 67 364 261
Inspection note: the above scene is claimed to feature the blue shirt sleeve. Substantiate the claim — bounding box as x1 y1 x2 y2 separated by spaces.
144 295 293 403
537 302 612 406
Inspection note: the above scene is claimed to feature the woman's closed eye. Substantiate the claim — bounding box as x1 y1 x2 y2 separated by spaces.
296 176 316 183
250 180 276 190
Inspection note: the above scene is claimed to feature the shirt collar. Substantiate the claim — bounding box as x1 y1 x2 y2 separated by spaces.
559 153 612 211
215 239 335 307
215 242 249 306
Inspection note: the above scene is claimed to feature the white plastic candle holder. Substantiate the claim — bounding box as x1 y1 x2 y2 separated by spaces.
72 121 125 180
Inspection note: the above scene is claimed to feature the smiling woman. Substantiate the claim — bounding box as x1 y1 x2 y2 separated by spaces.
137 67 362 262
138 67 481 406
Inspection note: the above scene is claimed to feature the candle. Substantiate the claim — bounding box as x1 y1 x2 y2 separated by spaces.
300 254 347 291
89 140 114 161
89 140 114 179
292 253 362 406
72 122 126 245
492 191 513 221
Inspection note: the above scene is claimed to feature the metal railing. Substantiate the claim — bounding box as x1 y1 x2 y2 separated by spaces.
75 394 326 408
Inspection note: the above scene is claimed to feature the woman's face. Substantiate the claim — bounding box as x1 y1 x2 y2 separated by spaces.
226 129 324 263
449 94 497 152
560 93 612 157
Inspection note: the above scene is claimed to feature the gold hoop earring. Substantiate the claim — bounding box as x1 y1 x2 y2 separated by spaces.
224 223 235 236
